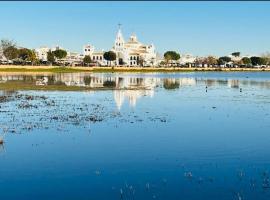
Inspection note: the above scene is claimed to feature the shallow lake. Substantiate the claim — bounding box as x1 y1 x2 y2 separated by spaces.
0 71 270 200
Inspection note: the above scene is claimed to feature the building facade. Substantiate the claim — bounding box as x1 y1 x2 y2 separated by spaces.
35 46 82 65
179 54 196 65
83 27 157 66
112 28 157 66
35 46 50 62
83 45 105 66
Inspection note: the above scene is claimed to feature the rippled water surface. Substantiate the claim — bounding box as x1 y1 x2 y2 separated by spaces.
0 72 270 200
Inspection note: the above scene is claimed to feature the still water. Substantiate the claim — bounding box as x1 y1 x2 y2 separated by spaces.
0 72 270 200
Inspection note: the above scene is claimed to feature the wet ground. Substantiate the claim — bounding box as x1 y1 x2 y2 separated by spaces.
0 72 270 200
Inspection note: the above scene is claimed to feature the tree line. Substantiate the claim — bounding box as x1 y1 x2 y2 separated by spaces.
1 39 37 65
162 51 270 67
0 39 69 65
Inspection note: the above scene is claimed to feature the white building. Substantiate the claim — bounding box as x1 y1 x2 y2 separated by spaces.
64 52 83 66
35 46 82 65
228 54 242 62
83 26 157 67
35 46 50 61
112 27 157 66
83 45 105 66
179 54 196 65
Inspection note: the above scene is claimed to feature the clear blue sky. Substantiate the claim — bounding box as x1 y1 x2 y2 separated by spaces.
0 1 269 56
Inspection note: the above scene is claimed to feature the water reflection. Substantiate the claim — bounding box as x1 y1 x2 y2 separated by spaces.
0 142 4 154
114 89 154 109
1 72 270 109
0 72 270 199
1 73 270 89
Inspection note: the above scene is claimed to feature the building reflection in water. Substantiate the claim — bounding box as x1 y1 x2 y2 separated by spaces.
228 80 240 88
1 73 270 109
114 89 154 110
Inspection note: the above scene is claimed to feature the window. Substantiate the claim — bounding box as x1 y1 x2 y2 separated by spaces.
93 56 95 60
130 62 132 65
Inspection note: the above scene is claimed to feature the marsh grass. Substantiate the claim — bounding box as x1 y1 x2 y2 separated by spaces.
0 67 87 73
0 65 269 73
0 81 151 91
0 81 87 91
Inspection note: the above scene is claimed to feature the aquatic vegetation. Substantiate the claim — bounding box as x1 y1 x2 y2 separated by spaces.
0 91 170 135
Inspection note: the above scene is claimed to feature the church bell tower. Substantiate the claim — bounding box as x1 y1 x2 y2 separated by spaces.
114 24 125 52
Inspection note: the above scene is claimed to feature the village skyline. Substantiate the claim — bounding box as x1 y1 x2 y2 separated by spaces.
2 26 270 69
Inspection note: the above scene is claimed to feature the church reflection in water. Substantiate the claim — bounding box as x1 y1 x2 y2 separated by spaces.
0 73 270 109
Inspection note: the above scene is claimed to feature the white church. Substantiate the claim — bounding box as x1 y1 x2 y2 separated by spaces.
83 26 157 66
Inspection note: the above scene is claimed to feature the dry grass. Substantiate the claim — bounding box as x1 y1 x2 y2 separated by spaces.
0 65 269 73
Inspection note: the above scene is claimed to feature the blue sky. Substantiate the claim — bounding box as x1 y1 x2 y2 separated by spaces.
0 1 269 56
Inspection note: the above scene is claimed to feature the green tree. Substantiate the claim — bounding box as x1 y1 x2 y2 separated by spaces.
164 51 180 66
3 46 18 60
53 49 67 60
83 55 91 66
232 52 240 57
47 51 55 64
28 49 37 65
242 57 251 65
250 56 267 66
18 48 29 61
218 56 231 65
17 48 37 65
18 48 36 62
103 51 116 66
159 61 166 66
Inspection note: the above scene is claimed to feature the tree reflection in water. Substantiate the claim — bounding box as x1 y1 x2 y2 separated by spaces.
163 79 180 90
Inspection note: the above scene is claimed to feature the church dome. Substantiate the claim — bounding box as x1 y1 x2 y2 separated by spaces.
129 34 137 43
